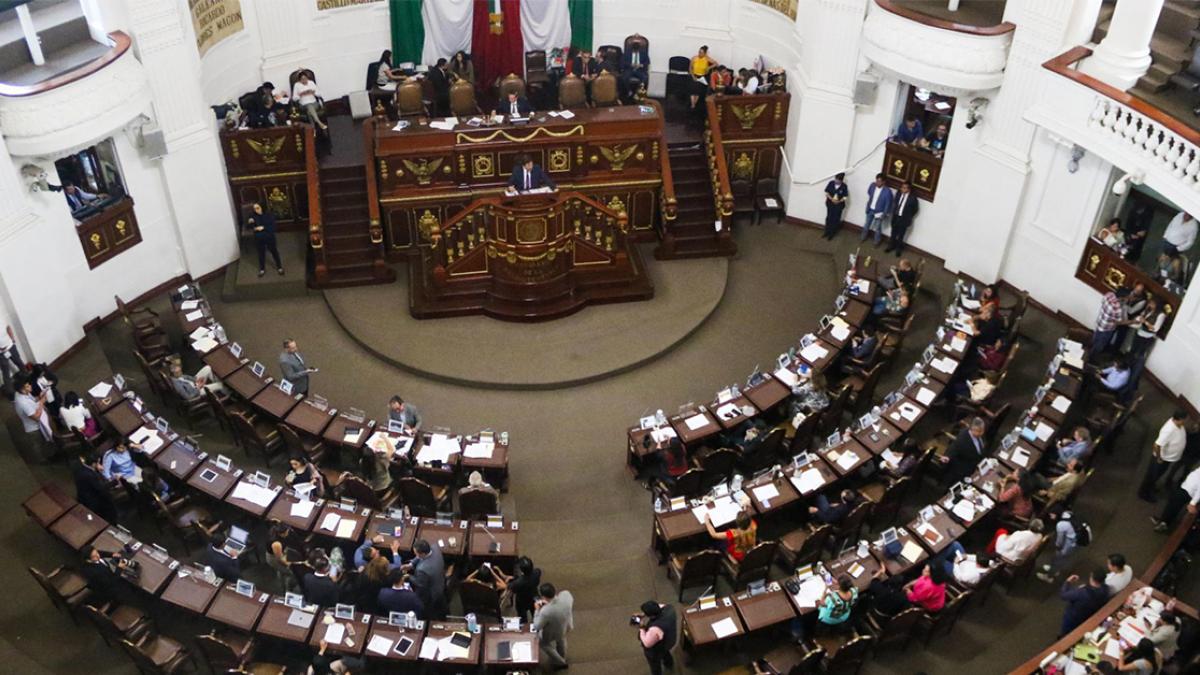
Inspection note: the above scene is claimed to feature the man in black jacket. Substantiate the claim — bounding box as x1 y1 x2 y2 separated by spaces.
73 453 118 523
495 91 532 117
82 545 126 604
427 58 451 116
943 417 987 485
887 181 919 253
507 155 555 194
304 558 340 607
637 600 677 675
202 534 241 582
377 569 424 618
406 539 446 619
809 489 861 525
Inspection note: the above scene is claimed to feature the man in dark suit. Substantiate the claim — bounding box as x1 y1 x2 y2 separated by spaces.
73 453 118 523
304 558 340 607
808 489 860 524
83 545 127 604
201 534 241 582
406 539 446 619
279 339 315 395
507 155 556 194
495 91 532 117
377 569 425 618
427 58 451 117
620 44 649 100
570 49 598 81
943 417 987 484
888 181 919 253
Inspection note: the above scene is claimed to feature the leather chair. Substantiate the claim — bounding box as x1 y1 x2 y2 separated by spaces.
277 424 326 466
817 385 851 437
666 55 692 101
120 634 192 675
338 473 398 511
230 412 284 465
397 476 451 517
721 540 778 589
659 467 706 500
81 603 152 648
597 45 622 71
788 412 820 455
152 493 219 554
196 632 258 672
134 351 170 404
730 178 754 223
115 295 163 337
525 50 549 87
591 71 620 107
288 68 326 126
458 486 500 520
818 632 873 673
843 362 885 413
395 79 427 117
860 605 923 652
29 565 92 621
449 79 480 117
998 534 1050 590
498 73 526 100
623 34 649 59
160 370 216 427
666 549 722 601
778 523 831 569
758 641 825 674
459 579 502 620
860 475 911 527
918 587 972 645
754 177 785 225
830 501 873 551
696 447 738 484
558 73 587 109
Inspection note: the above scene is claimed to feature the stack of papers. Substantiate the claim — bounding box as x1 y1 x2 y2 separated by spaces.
683 413 710 431
344 428 364 444
916 522 942 546
791 577 827 608
1051 396 1072 413
950 336 968 352
791 468 825 494
511 641 533 662
773 368 799 387
898 402 921 421
192 336 219 354
931 357 957 374
230 482 277 508
847 562 866 578
1010 447 1030 467
463 441 495 459
419 638 439 659
287 609 314 627
367 635 393 655
799 343 829 363
650 427 677 444
88 382 113 398
290 500 316 519
951 500 977 523
180 300 200 311
915 387 936 405
428 117 458 130
1034 423 1055 441
880 449 903 468
837 451 859 471
715 403 741 420
325 623 346 644
710 617 739 639
184 310 204 322
691 496 741 527
426 434 462 457
751 483 779 502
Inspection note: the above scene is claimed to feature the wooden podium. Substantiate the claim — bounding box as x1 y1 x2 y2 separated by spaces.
408 191 653 320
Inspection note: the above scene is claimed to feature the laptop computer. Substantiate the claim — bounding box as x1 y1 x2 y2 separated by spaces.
224 525 250 556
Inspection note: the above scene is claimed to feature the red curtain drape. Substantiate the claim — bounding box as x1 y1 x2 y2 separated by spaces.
472 0 525 92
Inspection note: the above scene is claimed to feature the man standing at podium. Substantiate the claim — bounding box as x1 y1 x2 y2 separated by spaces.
507 154 556 194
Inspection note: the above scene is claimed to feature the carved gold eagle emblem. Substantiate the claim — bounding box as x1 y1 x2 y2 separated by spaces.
402 157 444 185
600 144 638 171
245 136 286 164
730 103 767 130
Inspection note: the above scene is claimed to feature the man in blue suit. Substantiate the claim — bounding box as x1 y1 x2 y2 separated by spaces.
620 44 649 100
863 173 893 245
508 155 556 194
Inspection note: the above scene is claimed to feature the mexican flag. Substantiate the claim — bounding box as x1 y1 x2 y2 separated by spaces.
389 0 592 83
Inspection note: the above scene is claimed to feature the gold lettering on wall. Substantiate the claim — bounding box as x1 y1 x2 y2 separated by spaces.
749 0 797 20
189 0 244 57
316 0 382 9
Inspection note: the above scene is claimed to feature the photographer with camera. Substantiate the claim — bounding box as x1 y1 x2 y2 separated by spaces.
634 600 677 675
82 544 136 604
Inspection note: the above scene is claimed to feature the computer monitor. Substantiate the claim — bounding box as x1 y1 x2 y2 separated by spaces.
251 362 265 378
919 505 935 522
904 370 921 388
229 525 249 545
826 431 842 448
794 452 812 468
335 604 355 620
881 527 899 545
230 342 243 358
858 413 874 430
155 416 170 434
800 334 815 348
278 379 293 396
199 468 219 483
215 454 232 471
252 471 271 488
284 592 304 609
113 373 126 390
235 580 255 596
389 611 406 626
388 419 405 433
776 353 790 369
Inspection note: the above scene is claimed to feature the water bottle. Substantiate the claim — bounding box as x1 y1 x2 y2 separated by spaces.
655 409 666 427
466 612 478 633
654 495 665 514
203 566 216 584
406 611 417 629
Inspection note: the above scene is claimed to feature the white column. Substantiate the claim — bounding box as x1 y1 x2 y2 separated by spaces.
1063 0 1103 47
253 0 311 86
1081 0 1165 91
125 0 239 278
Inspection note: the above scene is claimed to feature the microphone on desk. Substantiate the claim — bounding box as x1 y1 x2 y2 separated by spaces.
480 524 501 553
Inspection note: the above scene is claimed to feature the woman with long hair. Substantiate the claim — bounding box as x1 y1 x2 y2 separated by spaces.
705 510 757 562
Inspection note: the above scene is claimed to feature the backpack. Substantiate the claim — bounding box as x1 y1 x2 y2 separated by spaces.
1071 518 1092 547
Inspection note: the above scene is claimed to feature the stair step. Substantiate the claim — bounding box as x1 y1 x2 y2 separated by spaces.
321 165 365 181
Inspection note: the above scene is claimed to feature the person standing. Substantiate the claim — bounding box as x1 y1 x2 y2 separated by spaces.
1139 410 1189 502
1090 288 1126 360
823 173 848 240
0 322 24 397
887 181 919 253
942 417 986 485
13 375 52 461
1151 462 1200 532
406 539 446 619
637 600 677 675
1058 569 1109 637
247 203 283 278
387 395 422 433
862 173 893 246
73 453 118 523
533 583 574 670
427 58 451 117
279 339 316 395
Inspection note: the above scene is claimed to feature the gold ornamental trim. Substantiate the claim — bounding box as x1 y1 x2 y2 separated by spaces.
455 125 584 144
229 170 306 183
722 136 786 146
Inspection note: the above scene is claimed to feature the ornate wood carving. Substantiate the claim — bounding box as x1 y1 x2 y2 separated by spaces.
882 141 942 202
220 125 310 230
1075 237 1180 337
76 197 141 269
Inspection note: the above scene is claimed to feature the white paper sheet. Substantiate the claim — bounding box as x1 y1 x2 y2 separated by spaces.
837 451 859 471
710 617 739 639
336 519 358 539
951 500 976 523
463 441 495 459
140 434 165 456
800 343 828 363
1011 448 1029 467
899 403 921 421
950 336 967 352
880 449 903 468
932 357 957 374
321 512 341 532
230 481 277 508
691 496 740 527
650 427 677 444
437 635 470 661
88 382 113 398
790 468 825 494
180 300 200 310
325 623 346 644
683 413 709 431
830 324 851 342
752 483 779 502
189 326 211 341
900 540 925 564
192 337 219 354
287 609 314 627
367 635 393 655
792 577 827 608
290 500 315 518
1035 423 1054 441
130 426 154 444
773 368 799 387
1051 396 1071 413
511 641 533 662
344 428 364 444
716 403 741 420
915 387 936 406
419 637 439 659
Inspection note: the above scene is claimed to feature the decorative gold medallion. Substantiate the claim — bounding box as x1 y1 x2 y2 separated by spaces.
548 148 570 172
732 152 753 181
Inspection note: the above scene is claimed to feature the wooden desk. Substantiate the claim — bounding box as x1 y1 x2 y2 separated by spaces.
996 440 1042 472
853 418 903 455
366 513 419 554
1038 391 1073 426
468 520 519 569
482 625 538 670
819 438 873 477
711 395 755 430
925 353 961 384
104 399 147 437
784 458 838 498
206 583 268 632
202 345 248 379
252 383 302 420
323 414 375 453
285 399 337 437
744 473 801 516
669 409 721 446
187 459 240 501
225 367 271 400
364 617 425 662
309 608 371 656
257 597 318 643
91 526 137 555
415 518 469 558
128 543 177 596
1025 418 1059 452
1052 370 1083 399
682 598 745 648
313 503 371 544
654 508 707 555
909 506 964 555
846 279 877 306
130 426 175 459
744 374 792 413
826 549 883 594
153 440 203 481
875 528 927 577
732 585 796 632
967 461 1014 500
85 380 124 414
937 489 996 528
421 621 480 666
412 432 461 483
796 338 839 373
936 330 971 360
160 566 221 615
266 493 322 534
49 504 107 550
880 397 925 434
23 484 75 527
225 479 282 518
178 304 211 335
900 377 944 406
838 300 871 328
460 435 510 491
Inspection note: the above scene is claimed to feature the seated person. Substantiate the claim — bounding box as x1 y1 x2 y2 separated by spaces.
997 469 1035 520
311 639 367 675
449 50 474 85
458 470 500 508
976 284 1001 314
620 43 649 98
377 569 424 617
892 116 924 145
972 304 1005 346
708 65 733 94
263 81 290 119
880 438 921 478
919 123 949 157
465 562 511 591
202 533 241 582
994 518 1045 564
871 286 910 318
168 361 226 400
62 182 105 213
808 489 860 525
788 370 830 417
102 438 143 483
374 49 407 91
704 510 757 562
1098 356 1132 393
286 455 324 498
304 558 340 607
60 391 99 437
1055 426 1093 466
495 91 532 117
964 371 999 404
291 72 326 131
739 68 761 95
841 327 878 371
1040 458 1083 505
878 258 916 291
930 541 993 587
507 154 556 194
82 545 128 604
974 338 1008 373
643 437 689 486
353 535 403 571
1157 251 1185 286
1097 219 1126 250
866 568 910 617
904 562 948 612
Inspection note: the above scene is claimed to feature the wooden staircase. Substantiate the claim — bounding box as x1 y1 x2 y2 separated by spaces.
1094 0 1200 96
313 165 394 288
655 142 737 259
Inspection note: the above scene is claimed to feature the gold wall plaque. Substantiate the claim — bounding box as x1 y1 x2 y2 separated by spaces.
891 159 905 175
472 154 495 178
548 148 570 172
516 217 547 244
267 186 292 219
732 152 754 181
402 157 443 185
1103 267 1126 289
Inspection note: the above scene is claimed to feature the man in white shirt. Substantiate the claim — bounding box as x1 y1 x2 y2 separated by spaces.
1138 409 1189 502
1162 211 1198 254
0 322 24 396
291 72 326 130
742 69 760 95
995 518 1045 564
1153 464 1200 532
13 375 52 461
1104 553 1132 595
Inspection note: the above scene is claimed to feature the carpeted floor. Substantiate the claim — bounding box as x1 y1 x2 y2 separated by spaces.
1 220 1194 674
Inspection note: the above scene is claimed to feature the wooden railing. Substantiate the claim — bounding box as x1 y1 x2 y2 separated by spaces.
658 135 677 226
304 125 326 285
361 116 389 280
874 0 1014 36
0 31 132 97
705 98 734 220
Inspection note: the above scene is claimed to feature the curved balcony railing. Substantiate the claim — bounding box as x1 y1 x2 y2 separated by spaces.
0 30 131 97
